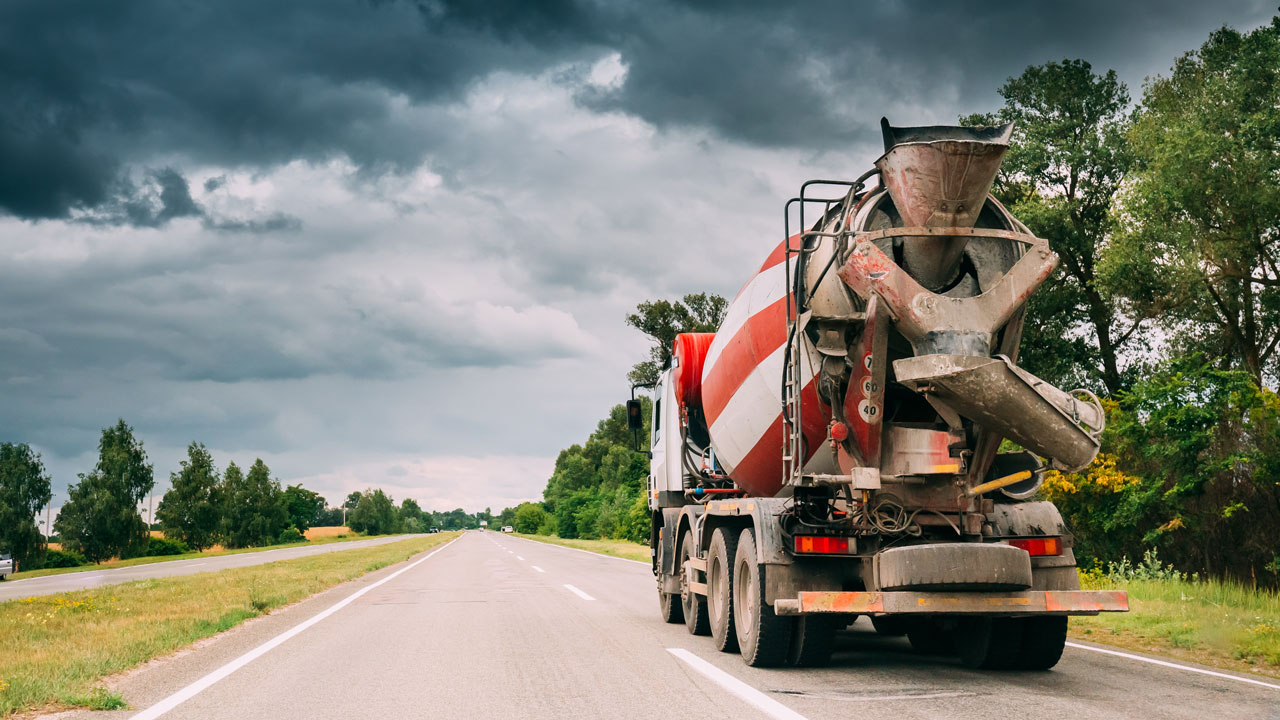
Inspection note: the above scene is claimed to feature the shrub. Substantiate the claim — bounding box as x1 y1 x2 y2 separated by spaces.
40 549 88 568
144 537 190 557
277 526 306 545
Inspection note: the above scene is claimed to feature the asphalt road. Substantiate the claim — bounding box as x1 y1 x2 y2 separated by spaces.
54 530 1280 720
0 534 426 602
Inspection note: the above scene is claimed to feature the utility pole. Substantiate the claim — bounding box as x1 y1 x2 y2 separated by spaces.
46 499 52 551
148 487 155 530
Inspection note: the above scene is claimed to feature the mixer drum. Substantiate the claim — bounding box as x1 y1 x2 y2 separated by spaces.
700 241 830 497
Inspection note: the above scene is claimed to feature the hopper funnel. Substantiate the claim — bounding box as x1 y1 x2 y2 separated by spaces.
876 118 1014 291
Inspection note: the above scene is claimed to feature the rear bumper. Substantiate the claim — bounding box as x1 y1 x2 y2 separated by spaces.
773 589 1128 616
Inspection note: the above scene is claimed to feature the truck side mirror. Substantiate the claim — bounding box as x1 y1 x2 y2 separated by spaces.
626 399 644 431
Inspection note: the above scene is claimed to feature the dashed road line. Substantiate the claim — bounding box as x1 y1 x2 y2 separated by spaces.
531 565 545 573
563 584 595 601
667 649 808 720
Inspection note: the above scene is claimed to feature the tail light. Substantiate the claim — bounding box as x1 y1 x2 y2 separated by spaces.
1007 537 1063 556
793 535 852 554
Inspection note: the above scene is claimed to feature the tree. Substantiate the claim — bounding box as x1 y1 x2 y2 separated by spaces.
399 498 423 533
55 419 153 563
625 293 727 385
964 59 1137 394
343 491 363 510
282 484 325 533
0 443 53 570
348 489 399 535
220 459 288 548
1104 19 1280 386
512 502 548 534
155 442 222 551
314 506 345 527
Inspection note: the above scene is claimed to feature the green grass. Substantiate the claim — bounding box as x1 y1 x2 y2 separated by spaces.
512 533 649 563
1074 573 1280 679
0 532 458 717
8 532 400 581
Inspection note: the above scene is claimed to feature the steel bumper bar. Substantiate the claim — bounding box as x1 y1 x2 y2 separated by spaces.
773 589 1128 616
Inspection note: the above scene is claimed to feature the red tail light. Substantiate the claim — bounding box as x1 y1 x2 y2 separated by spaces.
1007 537 1062 556
793 535 851 554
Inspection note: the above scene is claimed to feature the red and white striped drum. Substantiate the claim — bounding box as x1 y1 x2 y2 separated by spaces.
699 238 832 497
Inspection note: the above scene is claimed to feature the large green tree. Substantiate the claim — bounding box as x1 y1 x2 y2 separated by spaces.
155 442 222 551
964 59 1136 393
55 420 154 562
0 443 53 570
348 489 399 535
625 293 727 385
282 483 325 533
220 459 288 548
1103 19 1280 386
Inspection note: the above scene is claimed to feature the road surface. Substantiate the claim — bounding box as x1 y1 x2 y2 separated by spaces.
0 534 426 602
53 531 1280 720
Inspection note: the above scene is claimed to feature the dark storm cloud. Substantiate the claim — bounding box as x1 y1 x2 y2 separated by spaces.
6 0 1272 225
0 0 605 223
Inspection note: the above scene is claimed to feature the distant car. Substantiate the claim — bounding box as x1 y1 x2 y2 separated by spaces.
0 552 13 580
501 526 514 533
428 527 441 533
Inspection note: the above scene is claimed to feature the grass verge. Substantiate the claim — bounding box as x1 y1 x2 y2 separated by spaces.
0 531 458 717
512 533 648 563
1073 574 1280 679
9 531 399 581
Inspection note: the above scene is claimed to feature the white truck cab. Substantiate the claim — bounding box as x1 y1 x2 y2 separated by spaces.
0 552 13 580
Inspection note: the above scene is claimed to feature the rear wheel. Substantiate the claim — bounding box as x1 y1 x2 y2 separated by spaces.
1017 616 1068 670
733 528 792 667
906 618 954 656
788 615 839 667
957 617 1024 669
658 586 683 624
680 532 710 636
871 616 910 636
707 527 739 653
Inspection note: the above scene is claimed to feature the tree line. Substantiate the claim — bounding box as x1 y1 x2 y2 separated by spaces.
508 18 1280 588
0 419 493 571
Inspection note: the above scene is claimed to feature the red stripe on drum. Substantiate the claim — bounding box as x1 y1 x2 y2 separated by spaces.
726 380 830 495
701 295 788 426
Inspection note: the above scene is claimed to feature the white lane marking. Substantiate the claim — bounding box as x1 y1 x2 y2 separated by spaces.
127 536 460 720
1065 642 1280 691
516 556 525 561
531 565 545 573
667 649 808 720
508 534 647 565
564 584 595 601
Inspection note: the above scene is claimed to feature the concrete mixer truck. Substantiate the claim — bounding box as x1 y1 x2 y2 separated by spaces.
631 119 1127 670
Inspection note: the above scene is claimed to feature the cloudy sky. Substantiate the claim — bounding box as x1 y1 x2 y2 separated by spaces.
2 0 1273 516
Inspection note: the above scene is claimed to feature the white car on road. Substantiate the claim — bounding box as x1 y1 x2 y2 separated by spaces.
0 552 13 580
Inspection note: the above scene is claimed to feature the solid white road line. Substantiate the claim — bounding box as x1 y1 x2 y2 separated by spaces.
127 536 460 720
563 584 595 601
667 649 808 720
508 534 647 565
531 565 545 573
1065 641 1280 691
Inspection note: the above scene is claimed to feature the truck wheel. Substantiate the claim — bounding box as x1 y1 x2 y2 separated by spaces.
871 616 910 636
957 617 1024 669
680 532 710 636
732 527 791 667
707 527 739 653
659 587 683 624
906 618 954 655
788 615 839 667
1017 616 1067 670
